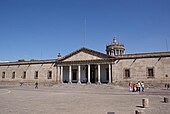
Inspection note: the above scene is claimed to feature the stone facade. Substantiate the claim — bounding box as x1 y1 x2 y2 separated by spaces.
0 39 170 85
0 60 57 84
112 56 170 83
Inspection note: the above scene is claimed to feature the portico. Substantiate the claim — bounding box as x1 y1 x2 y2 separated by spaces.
57 63 112 84
56 47 113 84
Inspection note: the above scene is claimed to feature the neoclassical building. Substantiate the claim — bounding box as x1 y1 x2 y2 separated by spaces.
0 37 170 85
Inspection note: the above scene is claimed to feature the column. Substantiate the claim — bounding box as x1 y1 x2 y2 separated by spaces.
78 65 81 84
57 66 60 83
88 64 91 84
108 64 111 84
98 64 101 84
69 65 72 84
61 66 63 83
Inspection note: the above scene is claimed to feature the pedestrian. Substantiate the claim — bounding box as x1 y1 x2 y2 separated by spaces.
141 81 145 92
136 83 138 92
137 81 141 92
165 83 167 89
35 82 38 89
133 84 137 92
167 84 170 90
128 82 132 92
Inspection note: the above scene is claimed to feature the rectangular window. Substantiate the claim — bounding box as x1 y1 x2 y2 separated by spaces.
47 71 52 79
124 69 130 78
12 72 15 79
23 71 26 79
34 71 38 79
2 72 5 78
148 68 154 78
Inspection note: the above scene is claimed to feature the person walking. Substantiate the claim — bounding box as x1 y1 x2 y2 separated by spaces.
167 84 170 90
129 82 133 92
133 84 137 92
35 82 38 89
141 81 145 92
137 81 141 92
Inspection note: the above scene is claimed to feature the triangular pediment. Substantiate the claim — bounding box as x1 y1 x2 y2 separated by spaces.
64 51 102 61
60 47 112 62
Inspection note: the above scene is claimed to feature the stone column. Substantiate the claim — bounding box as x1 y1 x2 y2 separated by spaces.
88 64 91 84
108 64 111 84
98 64 101 84
78 65 81 84
57 66 60 83
61 66 63 83
69 65 72 84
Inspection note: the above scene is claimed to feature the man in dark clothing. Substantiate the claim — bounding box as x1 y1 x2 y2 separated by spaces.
35 82 38 89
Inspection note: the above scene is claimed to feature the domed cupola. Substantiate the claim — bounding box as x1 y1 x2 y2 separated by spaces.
106 36 125 56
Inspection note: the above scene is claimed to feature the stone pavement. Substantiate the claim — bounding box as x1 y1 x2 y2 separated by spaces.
0 84 170 114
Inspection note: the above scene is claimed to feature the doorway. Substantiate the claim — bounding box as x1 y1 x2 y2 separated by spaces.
90 65 96 83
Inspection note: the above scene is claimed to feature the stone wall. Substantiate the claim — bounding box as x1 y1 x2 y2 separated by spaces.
112 57 170 83
0 62 57 85
0 51 169 85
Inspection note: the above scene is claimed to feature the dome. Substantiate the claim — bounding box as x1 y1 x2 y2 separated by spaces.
106 37 125 56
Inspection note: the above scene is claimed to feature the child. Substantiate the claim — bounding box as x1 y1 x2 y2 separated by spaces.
133 84 137 92
129 82 133 92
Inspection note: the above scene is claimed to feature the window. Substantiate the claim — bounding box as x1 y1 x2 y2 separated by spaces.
34 71 38 79
124 69 130 78
2 72 5 78
12 72 15 79
23 71 26 79
47 71 52 79
148 68 154 78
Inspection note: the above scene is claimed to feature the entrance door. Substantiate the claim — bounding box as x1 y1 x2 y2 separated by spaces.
90 65 96 83
72 69 77 83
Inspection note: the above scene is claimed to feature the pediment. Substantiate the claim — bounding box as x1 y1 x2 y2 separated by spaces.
60 47 111 62
64 51 102 61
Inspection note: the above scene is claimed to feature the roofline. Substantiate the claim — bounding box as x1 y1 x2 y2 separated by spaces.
59 47 113 61
0 59 57 66
116 51 170 59
0 51 169 66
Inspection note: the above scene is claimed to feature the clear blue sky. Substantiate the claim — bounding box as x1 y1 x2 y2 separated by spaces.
0 0 170 62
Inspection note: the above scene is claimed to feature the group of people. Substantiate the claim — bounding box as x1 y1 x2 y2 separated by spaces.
128 81 145 92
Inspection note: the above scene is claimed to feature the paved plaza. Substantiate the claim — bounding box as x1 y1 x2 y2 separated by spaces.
0 84 170 114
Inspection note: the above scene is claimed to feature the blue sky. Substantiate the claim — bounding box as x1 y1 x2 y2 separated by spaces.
0 0 170 62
